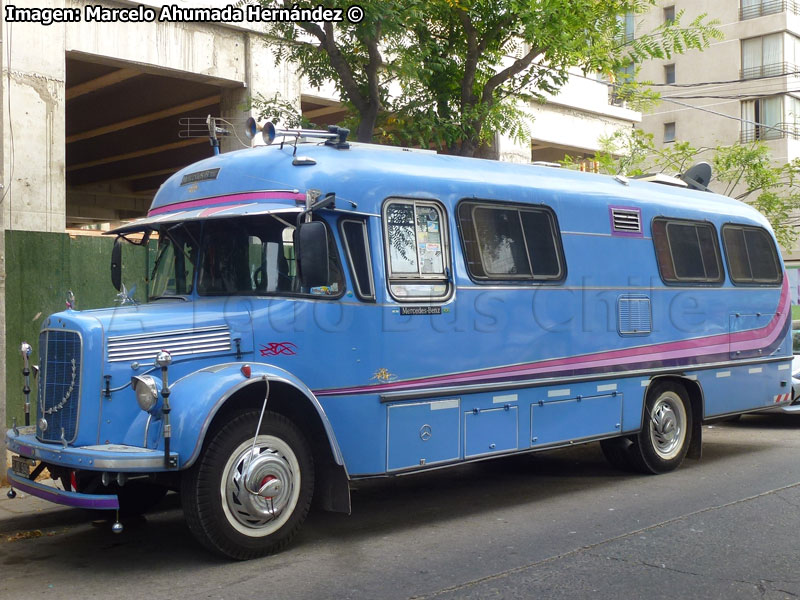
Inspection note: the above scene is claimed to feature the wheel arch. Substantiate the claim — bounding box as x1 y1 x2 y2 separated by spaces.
644 375 703 460
172 362 351 514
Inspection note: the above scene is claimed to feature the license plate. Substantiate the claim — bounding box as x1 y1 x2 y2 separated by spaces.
11 455 36 478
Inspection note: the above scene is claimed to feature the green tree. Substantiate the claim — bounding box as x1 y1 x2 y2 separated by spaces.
581 129 800 248
253 0 416 142
394 1 720 156
252 0 720 155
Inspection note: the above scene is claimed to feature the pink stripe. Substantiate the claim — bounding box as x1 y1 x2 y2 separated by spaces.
198 203 252 218
148 191 305 216
318 278 790 396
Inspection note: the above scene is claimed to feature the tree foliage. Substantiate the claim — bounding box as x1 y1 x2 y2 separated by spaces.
251 0 721 155
578 129 800 248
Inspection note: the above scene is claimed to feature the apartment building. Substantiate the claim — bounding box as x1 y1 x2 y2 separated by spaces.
637 0 800 275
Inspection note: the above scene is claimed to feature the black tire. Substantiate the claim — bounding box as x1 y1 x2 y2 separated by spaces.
599 437 637 472
181 411 314 560
629 382 692 474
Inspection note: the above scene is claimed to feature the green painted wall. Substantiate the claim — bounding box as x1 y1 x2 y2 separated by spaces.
5 231 153 427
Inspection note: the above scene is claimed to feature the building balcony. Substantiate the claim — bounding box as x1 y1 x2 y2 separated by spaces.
741 62 800 79
740 121 800 142
740 0 800 20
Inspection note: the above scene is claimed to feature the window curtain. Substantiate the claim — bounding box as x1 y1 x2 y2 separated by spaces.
786 96 800 136
762 34 783 75
761 96 782 138
741 100 756 140
792 35 800 71
741 0 761 18
742 37 762 76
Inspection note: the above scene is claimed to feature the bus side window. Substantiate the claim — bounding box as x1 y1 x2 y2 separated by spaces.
457 200 564 282
721 224 782 285
340 218 376 301
651 218 723 285
383 199 451 301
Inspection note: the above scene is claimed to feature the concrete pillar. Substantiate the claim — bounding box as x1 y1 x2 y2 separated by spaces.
1 2 6 481
219 32 301 153
3 0 67 234
219 86 251 155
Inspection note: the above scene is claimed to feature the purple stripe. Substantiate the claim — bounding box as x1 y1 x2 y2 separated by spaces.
7 470 119 510
315 279 790 397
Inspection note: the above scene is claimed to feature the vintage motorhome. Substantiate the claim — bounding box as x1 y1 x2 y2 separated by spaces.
6 124 793 559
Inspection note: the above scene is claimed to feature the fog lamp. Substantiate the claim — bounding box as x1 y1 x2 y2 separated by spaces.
132 375 160 413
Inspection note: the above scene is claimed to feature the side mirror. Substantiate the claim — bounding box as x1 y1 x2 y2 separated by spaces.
111 236 122 291
295 221 329 288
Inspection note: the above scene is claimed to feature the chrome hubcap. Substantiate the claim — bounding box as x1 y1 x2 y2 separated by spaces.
650 394 685 460
222 436 299 535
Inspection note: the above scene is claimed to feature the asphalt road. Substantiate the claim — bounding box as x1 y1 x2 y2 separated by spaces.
3 414 800 599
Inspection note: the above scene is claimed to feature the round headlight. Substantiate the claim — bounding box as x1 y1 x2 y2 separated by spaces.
132 375 159 412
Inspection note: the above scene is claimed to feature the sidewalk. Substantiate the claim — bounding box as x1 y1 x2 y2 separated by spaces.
0 479 87 535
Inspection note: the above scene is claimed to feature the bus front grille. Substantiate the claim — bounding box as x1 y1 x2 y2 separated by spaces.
36 330 82 443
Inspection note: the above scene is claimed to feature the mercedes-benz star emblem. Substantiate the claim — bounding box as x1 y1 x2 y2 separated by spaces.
419 424 432 441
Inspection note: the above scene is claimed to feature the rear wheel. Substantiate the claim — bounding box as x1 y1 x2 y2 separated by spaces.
630 382 692 474
181 411 314 560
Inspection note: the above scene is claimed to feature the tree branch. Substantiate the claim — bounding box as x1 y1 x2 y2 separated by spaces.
456 8 479 109
365 26 384 113
481 45 543 107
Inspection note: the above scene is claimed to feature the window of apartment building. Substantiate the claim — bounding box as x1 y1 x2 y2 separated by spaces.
741 96 782 141
785 34 800 72
622 12 634 43
664 64 675 84
664 122 676 143
663 5 675 23
740 0 787 20
742 34 783 78
787 95 800 121
786 95 800 136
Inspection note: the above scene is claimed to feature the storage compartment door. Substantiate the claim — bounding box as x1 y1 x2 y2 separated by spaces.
464 406 519 458
387 399 460 471
531 394 622 447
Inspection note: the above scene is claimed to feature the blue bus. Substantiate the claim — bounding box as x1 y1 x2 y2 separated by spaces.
6 124 793 559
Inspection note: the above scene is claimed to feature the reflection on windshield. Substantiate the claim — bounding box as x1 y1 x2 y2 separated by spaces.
150 223 200 299
148 216 343 299
196 215 342 297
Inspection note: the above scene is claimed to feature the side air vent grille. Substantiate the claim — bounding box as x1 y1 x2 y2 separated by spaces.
107 325 231 363
610 206 642 236
618 295 652 336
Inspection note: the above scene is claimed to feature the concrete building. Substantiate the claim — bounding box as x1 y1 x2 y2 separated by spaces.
0 0 640 471
636 0 800 272
499 69 640 164
1 0 641 231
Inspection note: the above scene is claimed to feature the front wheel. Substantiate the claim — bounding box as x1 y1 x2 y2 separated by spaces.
181 411 314 560
630 382 692 474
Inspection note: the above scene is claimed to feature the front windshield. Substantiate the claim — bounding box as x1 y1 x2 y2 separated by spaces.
195 214 343 297
150 222 200 299
148 215 343 299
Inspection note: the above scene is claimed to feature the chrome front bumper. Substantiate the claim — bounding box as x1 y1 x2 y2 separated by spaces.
6 428 178 471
